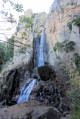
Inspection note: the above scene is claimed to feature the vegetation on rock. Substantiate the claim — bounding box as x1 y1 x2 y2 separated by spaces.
67 18 80 30
20 16 33 27
0 36 14 72
60 64 80 119
68 69 80 119
53 40 75 52
72 53 80 71
18 46 27 53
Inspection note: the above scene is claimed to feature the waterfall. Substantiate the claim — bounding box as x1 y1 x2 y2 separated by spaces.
38 28 45 67
17 28 47 104
17 78 36 104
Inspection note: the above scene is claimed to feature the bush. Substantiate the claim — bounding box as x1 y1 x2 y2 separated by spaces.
20 16 33 27
72 53 80 71
31 28 33 32
60 64 80 119
53 40 75 52
0 36 14 72
20 16 27 23
25 24 31 28
26 17 33 25
67 18 80 30
64 41 75 52
18 46 27 53
68 69 80 119
53 42 63 51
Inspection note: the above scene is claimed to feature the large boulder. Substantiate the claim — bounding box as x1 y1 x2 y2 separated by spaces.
33 65 56 81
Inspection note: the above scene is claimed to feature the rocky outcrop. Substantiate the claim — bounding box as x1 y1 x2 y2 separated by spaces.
45 0 80 68
0 100 61 119
0 10 47 90
0 65 71 118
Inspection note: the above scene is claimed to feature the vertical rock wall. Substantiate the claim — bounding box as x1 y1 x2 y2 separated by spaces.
45 0 80 68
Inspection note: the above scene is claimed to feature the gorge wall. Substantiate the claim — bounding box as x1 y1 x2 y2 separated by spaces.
45 0 80 69
0 10 47 85
0 0 80 88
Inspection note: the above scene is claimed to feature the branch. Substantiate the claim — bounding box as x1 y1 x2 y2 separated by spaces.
0 40 21 47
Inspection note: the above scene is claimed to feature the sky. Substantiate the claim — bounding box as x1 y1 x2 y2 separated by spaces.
13 0 54 13
0 0 54 41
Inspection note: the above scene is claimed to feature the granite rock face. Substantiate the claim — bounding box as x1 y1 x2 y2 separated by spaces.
45 0 80 68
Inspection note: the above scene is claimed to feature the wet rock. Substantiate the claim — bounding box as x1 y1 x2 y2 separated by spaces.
36 83 61 106
0 67 26 105
6 100 17 106
3 69 19 101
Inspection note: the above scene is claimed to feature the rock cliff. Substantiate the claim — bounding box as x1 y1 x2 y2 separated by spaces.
45 0 80 68
0 10 47 88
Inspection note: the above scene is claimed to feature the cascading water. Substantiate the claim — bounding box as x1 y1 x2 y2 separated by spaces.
17 28 47 104
17 78 36 104
38 28 45 67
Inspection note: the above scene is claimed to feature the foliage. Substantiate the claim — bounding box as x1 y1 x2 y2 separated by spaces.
20 16 27 23
18 46 27 53
20 16 33 27
23 32 27 36
14 3 23 12
0 36 14 72
53 40 75 52
53 42 63 51
67 18 80 30
0 43 6 71
16 26 20 32
68 69 80 119
21 32 27 39
64 41 75 52
60 64 80 119
72 53 80 71
7 13 16 23
31 28 33 32
25 24 32 28
26 17 33 25
56 56 61 60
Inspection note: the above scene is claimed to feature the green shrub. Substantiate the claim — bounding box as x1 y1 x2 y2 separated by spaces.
68 69 80 119
60 65 80 119
23 32 26 36
31 28 33 32
0 36 14 72
53 40 75 52
64 41 75 52
67 22 72 30
25 24 31 28
26 17 33 24
16 26 20 32
18 46 27 53
72 53 80 71
56 56 61 60
53 42 63 51
67 18 80 30
20 16 33 26
20 16 27 23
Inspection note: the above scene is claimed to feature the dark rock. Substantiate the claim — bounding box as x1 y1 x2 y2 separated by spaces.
0 100 6 107
6 100 17 106
34 109 61 119
58 98 70 112
0 67 26 104
38 65 56 81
